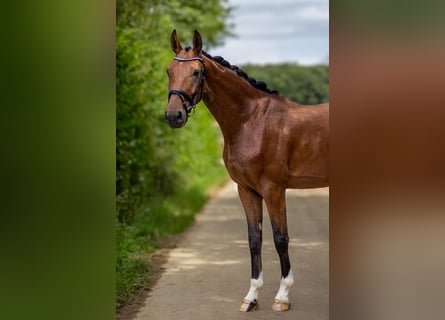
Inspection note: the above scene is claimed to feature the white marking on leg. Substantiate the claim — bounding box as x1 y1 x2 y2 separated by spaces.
244 272 263 302
274 269 294 302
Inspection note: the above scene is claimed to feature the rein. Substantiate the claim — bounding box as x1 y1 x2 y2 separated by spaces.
168 56 205 114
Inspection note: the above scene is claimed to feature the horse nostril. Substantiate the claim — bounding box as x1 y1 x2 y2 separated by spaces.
176 111 183 121
164 111 169 124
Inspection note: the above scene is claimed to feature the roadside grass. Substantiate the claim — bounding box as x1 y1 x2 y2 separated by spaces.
116 171 227 306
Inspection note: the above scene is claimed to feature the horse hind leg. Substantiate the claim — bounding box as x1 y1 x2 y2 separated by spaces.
264 186 294 311
237 185 263 312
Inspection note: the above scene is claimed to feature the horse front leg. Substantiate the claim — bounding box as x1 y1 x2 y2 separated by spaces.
237 184 263 312
264 185 294 311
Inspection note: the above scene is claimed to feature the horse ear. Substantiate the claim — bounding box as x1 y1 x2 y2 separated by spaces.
171 29 182 54
193 30 202 53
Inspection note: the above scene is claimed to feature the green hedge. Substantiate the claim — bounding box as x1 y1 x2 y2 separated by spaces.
116 0 231 306
117 0 232 224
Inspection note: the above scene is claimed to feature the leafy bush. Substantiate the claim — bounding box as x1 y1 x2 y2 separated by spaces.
117 0 232 224
116 0 231 306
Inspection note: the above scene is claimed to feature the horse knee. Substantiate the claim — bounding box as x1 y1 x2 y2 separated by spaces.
273 231 289 253
249 232 262 255
273 231 291 278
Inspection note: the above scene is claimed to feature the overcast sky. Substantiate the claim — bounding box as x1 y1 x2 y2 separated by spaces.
210 0 329 65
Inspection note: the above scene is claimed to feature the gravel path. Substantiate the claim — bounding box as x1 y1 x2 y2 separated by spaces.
134 183 328 320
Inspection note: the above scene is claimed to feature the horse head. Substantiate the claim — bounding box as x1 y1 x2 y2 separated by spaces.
165 30 205 128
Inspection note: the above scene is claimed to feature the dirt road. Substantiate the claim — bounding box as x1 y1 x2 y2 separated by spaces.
134 183 328 320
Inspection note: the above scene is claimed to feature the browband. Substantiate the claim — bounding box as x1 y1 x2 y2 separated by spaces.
173 57 204 63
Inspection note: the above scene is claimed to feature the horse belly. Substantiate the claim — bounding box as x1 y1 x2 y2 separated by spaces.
287 154 329 188
287 175 329 189
286 123 329 188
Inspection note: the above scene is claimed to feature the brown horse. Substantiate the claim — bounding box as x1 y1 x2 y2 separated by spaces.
165 30 329 312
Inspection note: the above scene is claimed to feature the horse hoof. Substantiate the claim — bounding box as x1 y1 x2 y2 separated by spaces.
272 299 291 311
239 299 259 312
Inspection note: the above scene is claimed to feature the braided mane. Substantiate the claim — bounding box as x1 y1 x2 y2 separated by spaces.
199 50 279 95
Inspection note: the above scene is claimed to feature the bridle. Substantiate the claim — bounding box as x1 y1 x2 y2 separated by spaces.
168 56 205 114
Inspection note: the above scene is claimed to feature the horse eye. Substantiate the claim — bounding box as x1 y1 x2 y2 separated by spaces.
193 70 200 77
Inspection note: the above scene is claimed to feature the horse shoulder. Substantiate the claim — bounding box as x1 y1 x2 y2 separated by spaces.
222 120 266 187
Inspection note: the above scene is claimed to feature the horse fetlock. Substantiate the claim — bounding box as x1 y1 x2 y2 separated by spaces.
281 269 294 287
241 277 262 312
251 274 264 288
274 269 294 303
243 272 263 305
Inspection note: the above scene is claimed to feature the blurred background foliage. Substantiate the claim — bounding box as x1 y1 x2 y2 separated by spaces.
242 64 329 105
116 0 329 308
116 0 232 306
116 0 232 225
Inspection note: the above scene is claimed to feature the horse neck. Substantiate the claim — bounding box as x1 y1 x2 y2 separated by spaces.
201 57 259 142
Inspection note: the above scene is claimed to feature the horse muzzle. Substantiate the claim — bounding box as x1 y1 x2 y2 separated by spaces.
164 108 188 128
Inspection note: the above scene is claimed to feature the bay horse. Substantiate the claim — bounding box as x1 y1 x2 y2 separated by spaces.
165 30 329 312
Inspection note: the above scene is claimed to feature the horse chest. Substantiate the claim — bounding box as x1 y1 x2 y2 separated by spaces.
223 141 264 185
